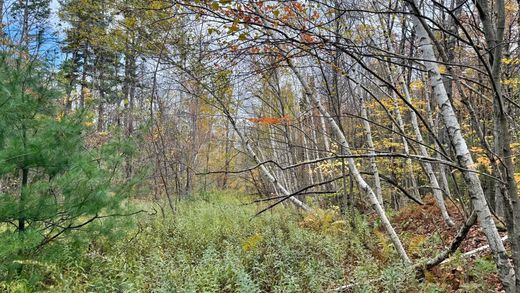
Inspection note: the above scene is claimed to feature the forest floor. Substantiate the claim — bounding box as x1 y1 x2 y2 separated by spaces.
2 191 502 292
392 196 504 291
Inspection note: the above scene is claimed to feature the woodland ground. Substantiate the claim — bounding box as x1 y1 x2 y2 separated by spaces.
0 192 501 292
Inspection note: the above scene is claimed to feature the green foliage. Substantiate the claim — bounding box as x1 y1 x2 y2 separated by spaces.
460 257 497 292
0 191 501 292
2 192 347 291
0 52 138 281
381 264 417 292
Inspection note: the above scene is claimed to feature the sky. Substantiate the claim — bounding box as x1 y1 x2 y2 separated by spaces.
50 0 61 27
2 0 63 44
2 0 64 64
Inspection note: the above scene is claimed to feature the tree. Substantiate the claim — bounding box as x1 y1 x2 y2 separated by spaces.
406 1 514 288
10 0 51 48
0 52 136 273
59 0 118 110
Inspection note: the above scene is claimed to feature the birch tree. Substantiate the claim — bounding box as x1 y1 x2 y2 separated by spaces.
407 1 514 288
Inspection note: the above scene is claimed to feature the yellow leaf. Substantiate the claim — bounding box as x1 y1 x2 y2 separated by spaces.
55 111 64 122
505 3 519 12
229 22 239 34
238 33 247 41
409 80 424 91
242 234 263 252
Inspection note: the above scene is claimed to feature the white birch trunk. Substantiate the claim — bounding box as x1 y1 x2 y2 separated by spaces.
291 66 411 265
301 118 315 186
427 99 453 199
360 94 384 207
409 9 514 289
266 128 294 195
320 112 331 153
224 115 311 211
387 69 421 200
401 75 454 226
310 111 326 184
252 2 409 264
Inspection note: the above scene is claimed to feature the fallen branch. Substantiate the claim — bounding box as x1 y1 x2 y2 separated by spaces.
451 235 509 263
426 211 477 268
334 214 509 291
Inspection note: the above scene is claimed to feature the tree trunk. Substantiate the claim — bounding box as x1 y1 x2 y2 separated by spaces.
300 118 315 187
387 67 421 200
222 119 231 189
20 0 29 46
18 167 28 233
0 0 5 27
97 102 104 132
218 106 311 211
310 110 326 185
79 45 88 109
360 94 383 207
401 75 454 226
408 5 514 289
291 65 411 265
476 0 520 288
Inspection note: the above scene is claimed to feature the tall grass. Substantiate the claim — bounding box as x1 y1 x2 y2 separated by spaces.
1 191 495 292
58 191 351 292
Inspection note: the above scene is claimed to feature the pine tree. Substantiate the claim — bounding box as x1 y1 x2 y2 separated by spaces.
0 52 136 269
59 0 119 110
10 0 52 48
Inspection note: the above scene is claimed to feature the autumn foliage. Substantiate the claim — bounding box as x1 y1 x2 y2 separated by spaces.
247 115 292 125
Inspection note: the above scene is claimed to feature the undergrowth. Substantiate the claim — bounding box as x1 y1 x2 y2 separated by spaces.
0 191 497 292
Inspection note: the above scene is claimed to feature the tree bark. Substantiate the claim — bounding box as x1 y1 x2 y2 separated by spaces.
291 65 411 265
401 75 454 226
215 103 311 211
387 67 421 201
408 4 514 289
360 94 383 207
